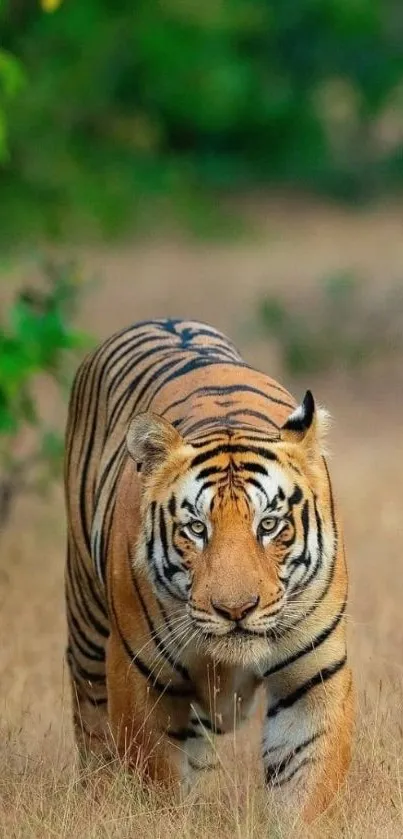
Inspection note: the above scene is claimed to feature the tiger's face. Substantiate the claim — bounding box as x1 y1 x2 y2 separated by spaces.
127 391 332 666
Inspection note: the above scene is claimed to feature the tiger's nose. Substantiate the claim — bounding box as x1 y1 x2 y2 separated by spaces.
211 595 260 622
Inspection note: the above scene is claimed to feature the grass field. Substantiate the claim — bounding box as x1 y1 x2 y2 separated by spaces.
1 197 403 837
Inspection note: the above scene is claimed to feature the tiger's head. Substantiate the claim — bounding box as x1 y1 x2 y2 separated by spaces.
126 391 333 666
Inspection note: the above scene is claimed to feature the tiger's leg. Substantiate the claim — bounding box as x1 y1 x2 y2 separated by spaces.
67 660 111 767
65 542 112 766
182 702 221 787
262 658 354 824
106 627 192 790
183 669 262 788
69 683 112 775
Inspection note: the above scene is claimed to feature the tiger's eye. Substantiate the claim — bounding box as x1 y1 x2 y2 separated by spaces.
188 520 206 537
259 517 278 533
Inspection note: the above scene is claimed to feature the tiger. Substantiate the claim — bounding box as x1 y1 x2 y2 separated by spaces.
64 317 353 824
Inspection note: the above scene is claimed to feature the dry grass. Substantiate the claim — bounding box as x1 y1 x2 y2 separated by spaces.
1 197 403 836
1 692 403 839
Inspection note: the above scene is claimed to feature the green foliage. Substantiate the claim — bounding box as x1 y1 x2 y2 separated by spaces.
0 47 25 161
0 259 92 528
257 272 403 376
1 0 403 240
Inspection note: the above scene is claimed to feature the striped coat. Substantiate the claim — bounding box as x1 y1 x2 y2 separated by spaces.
64 319 353 823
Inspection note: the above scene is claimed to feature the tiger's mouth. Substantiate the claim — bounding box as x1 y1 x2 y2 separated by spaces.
190 617 286 666
201 624 278 641
197 624 280 666
187 600 288 663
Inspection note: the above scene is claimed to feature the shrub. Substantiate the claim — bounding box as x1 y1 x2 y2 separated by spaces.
0 258 92 530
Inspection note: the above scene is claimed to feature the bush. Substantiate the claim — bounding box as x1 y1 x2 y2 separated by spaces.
0 258 92 530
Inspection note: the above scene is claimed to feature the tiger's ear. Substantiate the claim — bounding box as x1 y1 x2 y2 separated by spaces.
280 391 330 456
126 412 186 475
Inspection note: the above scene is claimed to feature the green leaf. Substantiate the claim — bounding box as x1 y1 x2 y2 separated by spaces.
0 50 25 100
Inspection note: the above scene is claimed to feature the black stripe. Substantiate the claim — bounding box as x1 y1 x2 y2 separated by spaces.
190 716 223 735
313 495 323 559
181 499 197 514
267 654 347 718
264 729 324 782
285 554 337 633
167 728 194 742
288 485 303 508
190 444 278 469
67 603 106 658
98 451 125 582
77 689 107 707
168 494 176 518
323 457 337 541
289 500 310 573
78 454 94 556
166 726 213 742
190 434 233 449
196 465 224 480
159 506 182 583
66 564 99 644
238 461 268 476
68 630 104 666
93 441 125 510
272 755 315 787
246 476 269 502
152 557 188 603
75 547 109 619
299 496 324 590
67 548 110 639
263 600 347 678
195 479 218 506
67 610 106 662
70 659 106 685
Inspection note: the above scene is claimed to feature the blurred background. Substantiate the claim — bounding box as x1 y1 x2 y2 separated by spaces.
2 0 403 240
1 2 403 835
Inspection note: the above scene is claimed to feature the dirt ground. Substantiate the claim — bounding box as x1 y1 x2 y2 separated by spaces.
1 197 403 837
